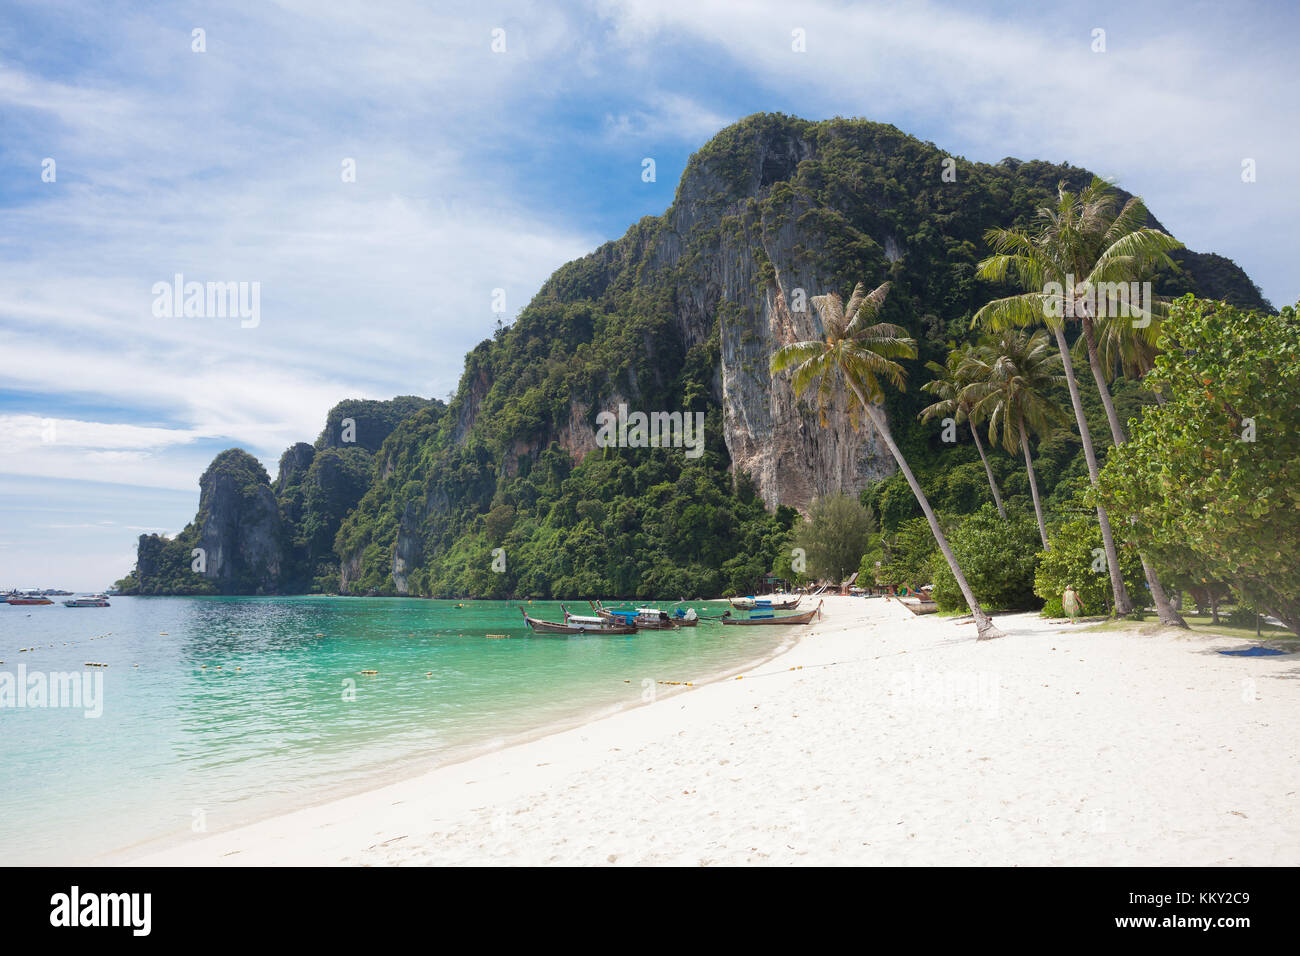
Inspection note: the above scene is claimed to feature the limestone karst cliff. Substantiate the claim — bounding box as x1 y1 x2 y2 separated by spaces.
119 113 1269 599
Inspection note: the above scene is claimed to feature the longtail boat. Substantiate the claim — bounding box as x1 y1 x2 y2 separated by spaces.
727 595 802 611
590 601 681 630
519 606 636 635
721 600 822 626
668 606 699 627
898 597 938 615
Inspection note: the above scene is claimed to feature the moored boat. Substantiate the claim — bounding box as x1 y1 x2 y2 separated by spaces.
63 594 111 607
720 600 822 626
669 606 699 627
591 602 679 630
519 606 637 635
7 592 54 606
899 597 938 615
727 594 802 611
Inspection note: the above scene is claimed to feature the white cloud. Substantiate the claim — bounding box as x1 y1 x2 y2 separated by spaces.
603 94 733 142
597 0 1298 305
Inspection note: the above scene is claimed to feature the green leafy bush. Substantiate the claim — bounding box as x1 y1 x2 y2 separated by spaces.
792 493 877 584
931 505 1043 611
1033 516 1145 617
877 517 940 590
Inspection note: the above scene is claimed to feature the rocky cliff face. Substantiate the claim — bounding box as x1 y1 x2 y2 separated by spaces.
125 114 1271 597
649 133 895 509
193 449 281 593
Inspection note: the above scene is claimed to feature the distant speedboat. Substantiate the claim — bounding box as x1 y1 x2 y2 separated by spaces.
7 592 54 605
63 595 111 607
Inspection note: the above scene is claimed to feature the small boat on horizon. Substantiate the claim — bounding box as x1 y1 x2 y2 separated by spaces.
6 591 54 606
63 594 111 607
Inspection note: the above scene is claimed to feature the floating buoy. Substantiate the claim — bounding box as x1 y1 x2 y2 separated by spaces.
425 672 432 677
359 669 378 676
159 632 168 635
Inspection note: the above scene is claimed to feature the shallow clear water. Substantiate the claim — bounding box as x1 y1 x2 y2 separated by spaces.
0 596 791 864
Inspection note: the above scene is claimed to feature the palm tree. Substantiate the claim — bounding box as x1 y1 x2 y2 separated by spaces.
1082 308 1162 394
963 329 1066 549
973 177 1187 627
771 280 1004 640
920 345 1006 519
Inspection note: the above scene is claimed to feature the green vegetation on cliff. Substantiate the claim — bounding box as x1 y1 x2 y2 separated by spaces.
118 113 1271 600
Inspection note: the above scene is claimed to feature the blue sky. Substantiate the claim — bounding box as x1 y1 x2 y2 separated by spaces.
2 0 1296 590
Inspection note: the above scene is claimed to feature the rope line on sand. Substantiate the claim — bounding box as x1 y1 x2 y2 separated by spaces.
734 656 884 680
625 650 912 687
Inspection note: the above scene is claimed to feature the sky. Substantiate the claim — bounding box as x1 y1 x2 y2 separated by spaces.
1 0 1296 590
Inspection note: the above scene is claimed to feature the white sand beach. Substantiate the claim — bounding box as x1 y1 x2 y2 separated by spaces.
126 596 1298 866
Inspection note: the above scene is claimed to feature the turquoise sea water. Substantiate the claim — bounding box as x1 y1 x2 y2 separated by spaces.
0 596 793 864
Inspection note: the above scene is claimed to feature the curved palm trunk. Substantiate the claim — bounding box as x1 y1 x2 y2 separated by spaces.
1081 318 1188 628
1018 413 1049 550
969 421 1006 519
1050 324 1134 614
1080 317 1129 445
850 384 1004 640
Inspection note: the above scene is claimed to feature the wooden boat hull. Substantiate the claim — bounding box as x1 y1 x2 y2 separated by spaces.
520 607 636 635
591 602 681 629
721 601 822 626
900 599 938 615
728 596 802 611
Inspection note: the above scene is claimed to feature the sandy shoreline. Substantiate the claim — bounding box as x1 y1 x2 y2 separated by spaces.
122 596 1299 866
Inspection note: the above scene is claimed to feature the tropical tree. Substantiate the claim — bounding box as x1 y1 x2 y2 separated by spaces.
963 329 1066 549
1079 305 1163 399
792 493 877 585
973 177 1187 626
1096 296 1300 636
920 345 1006 519
771 280 1004 639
